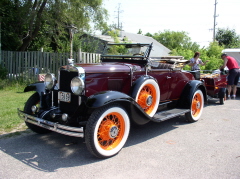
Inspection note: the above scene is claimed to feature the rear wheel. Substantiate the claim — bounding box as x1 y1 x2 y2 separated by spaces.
85 104 130 158
185 89 204 122
219 89 226 105
135 79 160 117
24 92 51 134
219 97 225 104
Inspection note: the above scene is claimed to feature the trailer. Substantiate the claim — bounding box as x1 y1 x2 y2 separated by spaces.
200 70 227 104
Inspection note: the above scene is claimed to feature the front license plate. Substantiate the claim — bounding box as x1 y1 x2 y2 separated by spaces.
59 91 71 102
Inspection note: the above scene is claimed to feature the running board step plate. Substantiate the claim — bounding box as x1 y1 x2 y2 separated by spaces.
152 108 190 122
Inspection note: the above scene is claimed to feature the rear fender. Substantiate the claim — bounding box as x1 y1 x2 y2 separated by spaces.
178 80 207 108
130 75 158 98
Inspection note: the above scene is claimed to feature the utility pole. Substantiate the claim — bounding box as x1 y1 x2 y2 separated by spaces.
115 3 123 30
213 0 218 42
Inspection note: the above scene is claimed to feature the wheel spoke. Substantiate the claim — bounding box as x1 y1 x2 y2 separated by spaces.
97 112 125 150
137 84 156 114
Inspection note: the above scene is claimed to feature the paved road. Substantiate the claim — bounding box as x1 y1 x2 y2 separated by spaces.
0 96 240 179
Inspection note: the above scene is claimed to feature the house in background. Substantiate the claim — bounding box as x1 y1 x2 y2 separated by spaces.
80 31 171 57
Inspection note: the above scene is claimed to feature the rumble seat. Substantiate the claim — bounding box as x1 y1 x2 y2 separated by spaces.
151 62 173 69
150 57 189 70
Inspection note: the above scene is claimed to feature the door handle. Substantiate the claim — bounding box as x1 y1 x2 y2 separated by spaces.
166 76 171 79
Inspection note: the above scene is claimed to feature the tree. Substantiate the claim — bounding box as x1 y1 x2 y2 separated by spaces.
137 29 142 34
152 30 200 51
144 32 153 37
216 28 240 48
171 42 224 71
0 0 108 51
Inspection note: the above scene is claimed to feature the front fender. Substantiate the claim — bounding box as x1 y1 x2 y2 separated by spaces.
85 90 151 125
178 80 207 108
86 91 134 108
24 82 45 95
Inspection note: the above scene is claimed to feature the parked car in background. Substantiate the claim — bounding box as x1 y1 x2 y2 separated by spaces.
18 43 207 158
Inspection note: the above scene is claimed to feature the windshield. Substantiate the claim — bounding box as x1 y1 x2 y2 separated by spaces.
102 43 152 57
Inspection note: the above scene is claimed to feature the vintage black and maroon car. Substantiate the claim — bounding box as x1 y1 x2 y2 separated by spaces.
18 43 207 158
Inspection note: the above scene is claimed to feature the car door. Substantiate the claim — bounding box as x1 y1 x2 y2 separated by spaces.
148 68 173 101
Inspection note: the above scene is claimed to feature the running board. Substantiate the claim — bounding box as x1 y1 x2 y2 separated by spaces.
151 108 190 122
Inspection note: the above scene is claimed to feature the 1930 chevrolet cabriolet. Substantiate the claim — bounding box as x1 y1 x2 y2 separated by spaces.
18 43 207 158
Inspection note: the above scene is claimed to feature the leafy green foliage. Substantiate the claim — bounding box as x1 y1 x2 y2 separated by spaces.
107 30 129 55
146 29 232 71
216 28 240 48
145 32 153 37
168 39 224 71
0 65 8 80
0 0 108 52
137 29 142 34
151 30 200 51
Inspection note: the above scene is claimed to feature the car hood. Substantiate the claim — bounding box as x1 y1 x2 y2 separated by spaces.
73 62 142 73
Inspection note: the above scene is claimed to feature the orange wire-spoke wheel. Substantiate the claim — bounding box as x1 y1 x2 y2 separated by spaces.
137 84 157 115
191 92 203 117
97 112 125 150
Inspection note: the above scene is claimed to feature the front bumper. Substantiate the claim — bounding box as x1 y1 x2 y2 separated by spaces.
17 109 84 138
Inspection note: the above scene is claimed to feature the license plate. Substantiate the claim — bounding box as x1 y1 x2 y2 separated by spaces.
59 91 71 102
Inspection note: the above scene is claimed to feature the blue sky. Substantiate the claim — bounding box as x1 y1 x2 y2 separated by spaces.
103 0 240 47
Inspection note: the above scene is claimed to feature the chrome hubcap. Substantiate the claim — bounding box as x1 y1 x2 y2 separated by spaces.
196 102 201 109
146 95 153 106
109 126 119 138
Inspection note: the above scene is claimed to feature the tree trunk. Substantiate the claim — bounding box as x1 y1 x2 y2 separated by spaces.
18 0 47 51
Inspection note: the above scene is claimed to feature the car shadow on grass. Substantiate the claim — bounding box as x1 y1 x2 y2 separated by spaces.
0 115 192 172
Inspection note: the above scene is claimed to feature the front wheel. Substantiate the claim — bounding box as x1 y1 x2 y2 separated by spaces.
24 92 51 134
185 89 204 122
85 104 130 158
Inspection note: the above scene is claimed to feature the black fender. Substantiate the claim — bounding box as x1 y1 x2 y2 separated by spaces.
24 82 52 109
130 75 158 99
178 80 207 108
24 82 45 95
85 90 151 125
218 88 226 98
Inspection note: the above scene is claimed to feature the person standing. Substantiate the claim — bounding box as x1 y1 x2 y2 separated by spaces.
220 53 240 99
189 52 208 71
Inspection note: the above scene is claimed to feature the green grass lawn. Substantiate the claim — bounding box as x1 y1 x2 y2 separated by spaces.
0 81 34 134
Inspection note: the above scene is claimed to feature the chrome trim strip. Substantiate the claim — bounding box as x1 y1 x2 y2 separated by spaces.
124 64 133 86
159 101 172 106
17 109 84 138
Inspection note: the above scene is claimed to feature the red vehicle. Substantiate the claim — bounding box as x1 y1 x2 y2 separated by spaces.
200 71 227 104
18 43 207 158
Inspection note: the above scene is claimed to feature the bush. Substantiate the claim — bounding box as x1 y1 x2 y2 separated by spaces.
171 42 224 71
0 79 29 91
0 65 8 80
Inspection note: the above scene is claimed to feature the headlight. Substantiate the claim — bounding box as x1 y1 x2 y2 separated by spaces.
71 77 84 95
44 73 55 90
